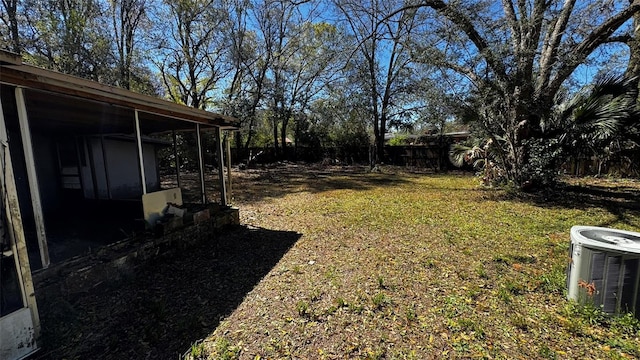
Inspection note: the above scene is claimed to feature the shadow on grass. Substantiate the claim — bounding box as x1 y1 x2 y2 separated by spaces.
558 184 640 228
33 226 301 360
230 164 413 204
489 181 640 228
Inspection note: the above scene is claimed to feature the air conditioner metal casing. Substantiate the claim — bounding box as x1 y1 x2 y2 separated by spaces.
567 226 640 315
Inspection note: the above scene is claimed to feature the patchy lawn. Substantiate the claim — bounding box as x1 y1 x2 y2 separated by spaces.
196 164 640 359
34 164 640 359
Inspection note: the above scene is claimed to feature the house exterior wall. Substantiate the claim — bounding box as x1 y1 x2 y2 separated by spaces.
32 133 62 214
85 138 109 199
82 137 160 200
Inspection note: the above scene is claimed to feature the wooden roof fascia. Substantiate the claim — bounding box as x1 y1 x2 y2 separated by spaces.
0 50 21 65
0 62 240 129
136 108 217 128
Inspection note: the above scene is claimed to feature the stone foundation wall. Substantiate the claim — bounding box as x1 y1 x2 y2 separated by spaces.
33 207 239 300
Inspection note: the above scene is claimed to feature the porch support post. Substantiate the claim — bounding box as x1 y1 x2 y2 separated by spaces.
225 131 232 204
134 109 147 194
216 127 227 206
196 124 206 204
100 135 112 199
15 87 49 269
172 130 181 188
85 137 100 199
73 137 86 194
0 94 41 336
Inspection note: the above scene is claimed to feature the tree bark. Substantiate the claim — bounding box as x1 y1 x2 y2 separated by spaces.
625 4 640 98
2 0 21 53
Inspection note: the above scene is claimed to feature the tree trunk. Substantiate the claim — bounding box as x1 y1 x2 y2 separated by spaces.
235 130 242 150
376 113 386 163
625 7 640 98
5 0 21 53
281 110 290 160
272 114 279 157
244 115 256 150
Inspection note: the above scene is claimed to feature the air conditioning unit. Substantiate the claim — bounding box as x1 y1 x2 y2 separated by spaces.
567 226 640 315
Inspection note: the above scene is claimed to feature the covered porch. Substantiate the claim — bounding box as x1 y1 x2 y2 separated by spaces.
0 50 239 359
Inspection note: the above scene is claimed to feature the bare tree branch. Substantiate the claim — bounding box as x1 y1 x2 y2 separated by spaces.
501 0 521 52
382 1 508 84
547 0 640 98
537 0 576 93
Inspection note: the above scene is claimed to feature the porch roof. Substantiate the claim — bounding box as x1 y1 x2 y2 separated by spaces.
0 50 239 134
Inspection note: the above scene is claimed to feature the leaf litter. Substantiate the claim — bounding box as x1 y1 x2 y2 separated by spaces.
34 164 640 359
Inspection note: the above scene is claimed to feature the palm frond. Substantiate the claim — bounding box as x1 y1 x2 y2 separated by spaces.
557 74 639 150
449 139 491 170
449 143 472 167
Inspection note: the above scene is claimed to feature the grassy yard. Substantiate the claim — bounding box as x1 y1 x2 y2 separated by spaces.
194 164 640 359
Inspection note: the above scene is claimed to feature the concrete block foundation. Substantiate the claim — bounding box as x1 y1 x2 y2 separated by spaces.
32 206 239 300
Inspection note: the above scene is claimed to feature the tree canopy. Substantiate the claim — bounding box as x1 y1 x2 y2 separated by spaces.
3 0 639 183
406 0 640 186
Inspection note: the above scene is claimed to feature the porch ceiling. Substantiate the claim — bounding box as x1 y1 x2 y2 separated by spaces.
22 88 207 136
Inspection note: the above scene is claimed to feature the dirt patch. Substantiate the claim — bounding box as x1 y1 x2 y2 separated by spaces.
31 163 395 359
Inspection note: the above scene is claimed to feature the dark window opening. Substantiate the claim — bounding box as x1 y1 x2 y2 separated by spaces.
1 253 24 316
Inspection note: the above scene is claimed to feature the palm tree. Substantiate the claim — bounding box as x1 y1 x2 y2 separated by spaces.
450 75 640 186
552 74 640 176
449 137 506 186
